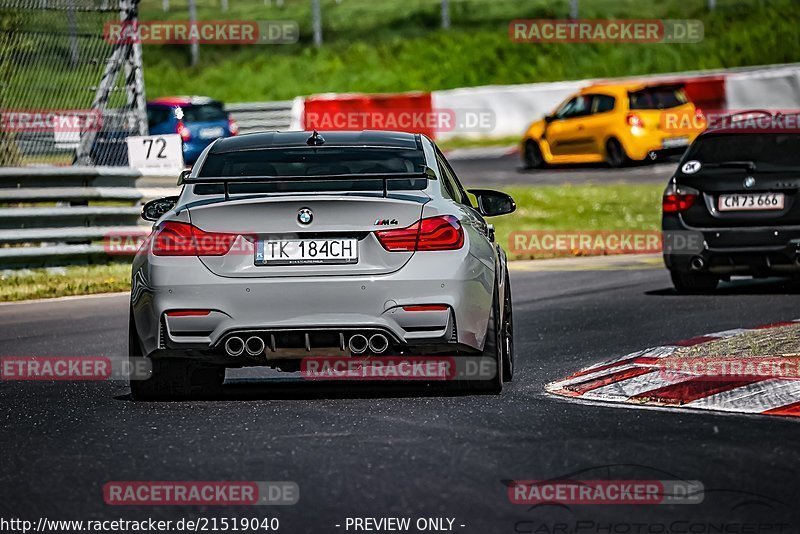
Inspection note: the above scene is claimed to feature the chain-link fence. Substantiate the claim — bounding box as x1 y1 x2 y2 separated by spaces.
0 0 147 166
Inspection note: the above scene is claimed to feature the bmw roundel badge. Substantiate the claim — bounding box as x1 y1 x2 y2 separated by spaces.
298 208 313 225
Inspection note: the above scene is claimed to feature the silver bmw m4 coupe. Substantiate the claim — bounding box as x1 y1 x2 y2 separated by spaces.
129 130 516 399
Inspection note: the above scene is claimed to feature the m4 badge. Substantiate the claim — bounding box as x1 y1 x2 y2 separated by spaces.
374 218 399 226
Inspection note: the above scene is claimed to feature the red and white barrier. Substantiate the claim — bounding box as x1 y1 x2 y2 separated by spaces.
546 320 800 419
300 92 435 138
726 65 800 110
287 63 800 141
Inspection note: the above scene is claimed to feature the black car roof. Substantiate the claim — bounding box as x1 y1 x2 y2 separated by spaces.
209 130 422 153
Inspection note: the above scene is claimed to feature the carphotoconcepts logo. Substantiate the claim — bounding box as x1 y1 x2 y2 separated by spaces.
103 20 299 45
103 481 299 506
510 230 704 256
304 109 495 134
656 356 800 381
0 109 102 132
301 356 497 382
0 356 151 381
509 19 703 43
661 109 800 134
508 479 704 505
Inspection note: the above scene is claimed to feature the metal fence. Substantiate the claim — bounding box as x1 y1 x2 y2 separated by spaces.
0 167 178 268
0 0 146 167
6 100 294 164
225 100 294 135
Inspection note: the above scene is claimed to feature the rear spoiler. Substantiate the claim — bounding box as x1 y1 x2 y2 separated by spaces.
180 166 438 199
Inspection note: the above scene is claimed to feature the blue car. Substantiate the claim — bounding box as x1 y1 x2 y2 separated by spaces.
147 96 238 165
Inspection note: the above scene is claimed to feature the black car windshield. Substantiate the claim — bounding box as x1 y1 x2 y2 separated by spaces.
685 133 800 169
181 104 228 122
628 86 687 110
198 147 426 177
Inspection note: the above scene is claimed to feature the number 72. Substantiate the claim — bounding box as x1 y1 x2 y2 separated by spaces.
142 137 168 159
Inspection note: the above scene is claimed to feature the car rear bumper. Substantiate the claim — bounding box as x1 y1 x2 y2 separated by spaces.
663 221 800 276
620 130 697 161
131 251 494 361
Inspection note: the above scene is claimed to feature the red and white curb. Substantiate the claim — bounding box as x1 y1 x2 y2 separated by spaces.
546 320 800 418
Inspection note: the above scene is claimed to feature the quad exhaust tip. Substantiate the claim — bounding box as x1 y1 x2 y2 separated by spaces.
245 336 266 356
225 336 245 357
368 333 389 354
690 256 705 271
348 334 369 354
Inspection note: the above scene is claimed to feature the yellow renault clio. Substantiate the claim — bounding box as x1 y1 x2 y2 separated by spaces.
521 83 703 168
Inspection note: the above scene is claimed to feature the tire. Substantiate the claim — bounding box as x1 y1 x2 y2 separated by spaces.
128 309 224 401
472 284 504 394
605 138 627 168
523 139 544 169
501 269 515 382
670 270 719 294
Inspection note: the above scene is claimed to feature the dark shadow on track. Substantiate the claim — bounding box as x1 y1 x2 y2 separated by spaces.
646 277 800 296
114 379 508 403
516 154 681 173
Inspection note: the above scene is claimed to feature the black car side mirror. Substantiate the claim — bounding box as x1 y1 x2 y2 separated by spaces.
141 196 179 222
177 169 191 185
544 114 557 124
468 189 516 217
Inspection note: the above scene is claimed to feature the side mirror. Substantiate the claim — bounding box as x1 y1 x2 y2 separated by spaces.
468 189 516 217
544 114 557 124
141 196 179 222
177 169 191 185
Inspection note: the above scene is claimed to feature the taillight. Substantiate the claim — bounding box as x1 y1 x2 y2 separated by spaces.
663 183 699 213
228 118 239 136
166 309 212 317
152 221 237 256
402 305 449 312
626 113 644 128
176 120 191 142
375 215 464 252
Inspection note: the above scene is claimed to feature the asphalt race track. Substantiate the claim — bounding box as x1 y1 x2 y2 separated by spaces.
2 263 800 533
450 152 679 186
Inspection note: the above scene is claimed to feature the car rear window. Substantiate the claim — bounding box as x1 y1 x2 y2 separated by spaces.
686 133 800 168
193 178 429 195
181 104 227 122
146 106 173 128
198 147 426 178
628 86 688 110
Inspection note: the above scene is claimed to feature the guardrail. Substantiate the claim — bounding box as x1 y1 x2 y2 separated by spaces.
0 167 180 268
225 100 295 135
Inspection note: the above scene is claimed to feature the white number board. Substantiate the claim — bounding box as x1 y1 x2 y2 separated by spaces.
127 134 184 170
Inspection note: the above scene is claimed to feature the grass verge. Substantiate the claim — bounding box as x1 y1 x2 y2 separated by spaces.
0 263 131 303
492 184 663 260
437 136 519 151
